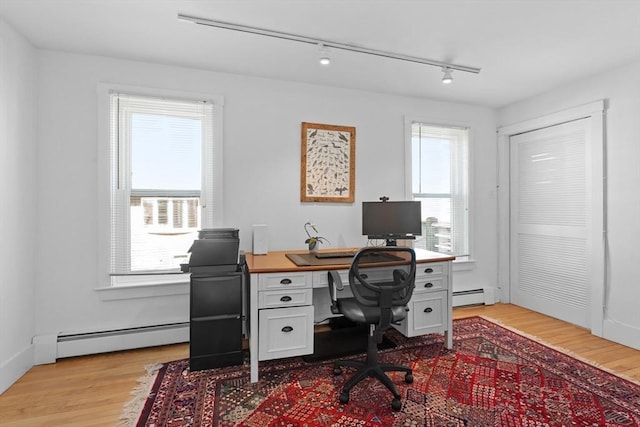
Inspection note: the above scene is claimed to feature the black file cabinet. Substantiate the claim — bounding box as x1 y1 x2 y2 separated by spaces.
185 228 246 371
189 273 244 371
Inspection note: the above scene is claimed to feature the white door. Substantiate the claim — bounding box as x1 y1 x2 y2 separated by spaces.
510 119 593 328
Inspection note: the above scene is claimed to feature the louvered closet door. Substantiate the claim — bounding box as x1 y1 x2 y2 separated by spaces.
510 119 590 328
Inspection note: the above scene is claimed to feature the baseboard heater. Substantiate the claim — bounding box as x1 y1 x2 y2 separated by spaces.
452 288 485 307
56 322 190 358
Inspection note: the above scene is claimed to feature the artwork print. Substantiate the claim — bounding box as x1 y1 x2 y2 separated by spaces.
300 122 355 203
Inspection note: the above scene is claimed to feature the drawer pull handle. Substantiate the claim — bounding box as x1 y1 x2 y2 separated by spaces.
424 282 434 288
281 326 294 333
280 278 292 285
424 307 433 313
280 296 292 302
424 268 434 274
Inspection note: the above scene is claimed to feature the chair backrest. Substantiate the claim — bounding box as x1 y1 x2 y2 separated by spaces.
349 247 416 330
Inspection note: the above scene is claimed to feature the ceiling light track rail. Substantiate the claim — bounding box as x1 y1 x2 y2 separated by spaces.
177 14 481 75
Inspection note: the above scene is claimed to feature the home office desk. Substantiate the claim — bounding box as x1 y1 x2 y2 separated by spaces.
245 247 455 382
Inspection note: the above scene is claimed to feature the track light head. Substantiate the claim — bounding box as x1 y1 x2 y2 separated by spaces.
318 43 331 66
442 67 453 84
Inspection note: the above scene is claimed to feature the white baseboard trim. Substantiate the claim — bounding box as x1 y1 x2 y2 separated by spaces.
603 318 640 351
33 333 58 365
56 322 190 359
0 344 33 395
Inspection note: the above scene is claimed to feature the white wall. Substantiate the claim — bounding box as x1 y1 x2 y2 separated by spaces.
3 24 636 395
31 51 498 351
498 59 640 349
0 19 38 394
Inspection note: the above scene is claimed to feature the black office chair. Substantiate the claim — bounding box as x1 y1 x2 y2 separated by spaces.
327 246 416 411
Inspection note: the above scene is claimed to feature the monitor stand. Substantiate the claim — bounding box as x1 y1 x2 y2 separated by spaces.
386 235 416 246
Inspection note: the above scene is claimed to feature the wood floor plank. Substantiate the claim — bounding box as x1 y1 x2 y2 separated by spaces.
0 303 638 426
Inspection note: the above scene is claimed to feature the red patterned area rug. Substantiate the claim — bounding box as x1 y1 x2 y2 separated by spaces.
122 316 640 426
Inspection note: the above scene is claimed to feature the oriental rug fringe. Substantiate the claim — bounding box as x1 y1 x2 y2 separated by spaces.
122 316 640 426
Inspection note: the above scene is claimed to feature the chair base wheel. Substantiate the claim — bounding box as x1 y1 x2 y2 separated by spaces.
405 373 413 383
391 398 402 411
333 367 342 375
339 392 350 404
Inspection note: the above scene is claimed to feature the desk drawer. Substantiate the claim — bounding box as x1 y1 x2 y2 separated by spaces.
312 269 347 288
258 306 314 361
415 263 446 278
394 290 447 337
259 288 313 309
413 277 445 292
312 266 413 288
259 272 311 291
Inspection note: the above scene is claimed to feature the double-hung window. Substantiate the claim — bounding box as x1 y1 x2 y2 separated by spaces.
105 89 222 286
407 121 470 258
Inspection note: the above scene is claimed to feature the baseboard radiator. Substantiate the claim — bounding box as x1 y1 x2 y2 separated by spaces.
56 322 190 359
452 288 485 307
53 290 488 358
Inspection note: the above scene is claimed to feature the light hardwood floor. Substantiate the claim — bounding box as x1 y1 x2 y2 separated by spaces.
1 303 639 426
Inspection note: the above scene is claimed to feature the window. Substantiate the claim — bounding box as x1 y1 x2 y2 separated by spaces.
105 90 222 285
408 122 469 258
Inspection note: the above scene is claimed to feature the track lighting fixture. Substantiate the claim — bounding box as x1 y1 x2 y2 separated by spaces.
442 67 453 84
177 14 481 81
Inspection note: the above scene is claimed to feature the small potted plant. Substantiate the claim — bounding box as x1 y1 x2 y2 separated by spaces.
304 221 329 253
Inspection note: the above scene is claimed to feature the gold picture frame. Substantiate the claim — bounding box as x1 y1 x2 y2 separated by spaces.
300 122 356 203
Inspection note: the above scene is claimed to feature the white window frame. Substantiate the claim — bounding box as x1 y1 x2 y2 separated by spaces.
404 117 473 265
97 84 224 294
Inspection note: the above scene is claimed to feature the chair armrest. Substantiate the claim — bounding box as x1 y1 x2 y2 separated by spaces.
327 270 344 315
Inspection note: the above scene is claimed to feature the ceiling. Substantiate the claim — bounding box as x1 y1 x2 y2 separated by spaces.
1 0 640 108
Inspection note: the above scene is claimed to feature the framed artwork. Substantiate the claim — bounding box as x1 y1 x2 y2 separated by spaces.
300 122 356 203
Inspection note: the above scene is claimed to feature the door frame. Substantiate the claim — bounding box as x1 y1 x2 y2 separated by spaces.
496 100 605 336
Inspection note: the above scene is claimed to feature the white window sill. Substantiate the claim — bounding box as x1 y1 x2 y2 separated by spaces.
96 274 189 301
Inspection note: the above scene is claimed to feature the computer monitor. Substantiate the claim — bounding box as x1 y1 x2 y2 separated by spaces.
362 200 422 245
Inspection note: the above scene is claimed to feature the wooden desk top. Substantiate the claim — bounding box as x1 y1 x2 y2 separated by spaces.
245 247 455 274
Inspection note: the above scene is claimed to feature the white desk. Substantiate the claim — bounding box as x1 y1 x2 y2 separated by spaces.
245 247 455 383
